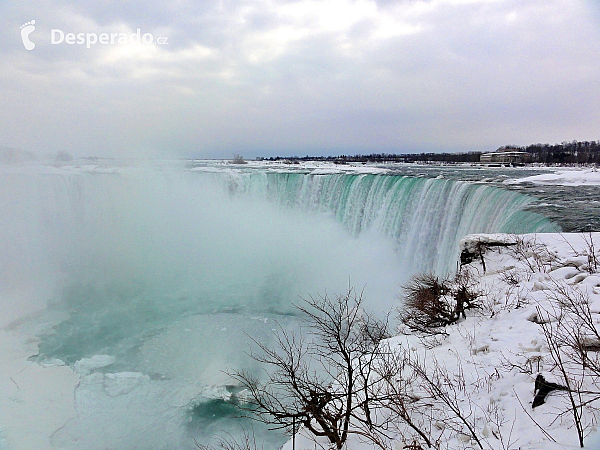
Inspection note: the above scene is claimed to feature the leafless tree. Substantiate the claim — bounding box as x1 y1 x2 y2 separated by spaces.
372 348 434 448
535 281 600 447
229 288 405 449
404 351 485 450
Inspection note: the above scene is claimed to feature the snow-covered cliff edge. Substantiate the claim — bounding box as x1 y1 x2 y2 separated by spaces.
284 233 600 450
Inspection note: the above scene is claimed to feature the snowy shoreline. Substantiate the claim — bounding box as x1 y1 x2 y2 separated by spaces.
283 232 600 449
504 168 600 186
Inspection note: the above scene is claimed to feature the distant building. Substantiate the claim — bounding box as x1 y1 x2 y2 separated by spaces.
480 149 530 164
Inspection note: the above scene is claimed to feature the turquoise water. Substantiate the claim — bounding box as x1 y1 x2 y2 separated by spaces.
0 162 556 449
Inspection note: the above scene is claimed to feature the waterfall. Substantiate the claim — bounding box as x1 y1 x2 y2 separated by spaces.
0 165 556 306
205 170 557 274
0 164 557 328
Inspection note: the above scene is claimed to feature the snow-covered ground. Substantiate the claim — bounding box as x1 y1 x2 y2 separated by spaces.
284 233 600 449
505 168 600 186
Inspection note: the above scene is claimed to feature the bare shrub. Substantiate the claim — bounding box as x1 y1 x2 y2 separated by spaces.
399 274 453 334
582 233 599 273
399 270 481 335
508 235 559 274
499 351 544 375
536 310 587 447
453 268 481 314
499 269 521 286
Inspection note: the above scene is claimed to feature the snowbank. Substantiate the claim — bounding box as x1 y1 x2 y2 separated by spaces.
505 168 600 186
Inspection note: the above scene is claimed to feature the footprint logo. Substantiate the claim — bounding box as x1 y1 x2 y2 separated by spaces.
20 20 36 50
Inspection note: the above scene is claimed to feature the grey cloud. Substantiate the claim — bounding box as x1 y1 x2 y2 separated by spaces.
0 0 599 159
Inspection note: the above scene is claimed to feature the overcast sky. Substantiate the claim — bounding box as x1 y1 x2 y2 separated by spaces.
1 0 599 159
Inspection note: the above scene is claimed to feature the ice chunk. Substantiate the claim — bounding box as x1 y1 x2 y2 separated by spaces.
74 355 116 376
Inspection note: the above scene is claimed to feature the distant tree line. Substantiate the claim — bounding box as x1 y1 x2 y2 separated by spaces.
258 140 600 165
260 151 482 164
499 140 600 164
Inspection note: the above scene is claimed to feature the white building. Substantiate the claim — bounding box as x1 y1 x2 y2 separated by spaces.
480 150 530 164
